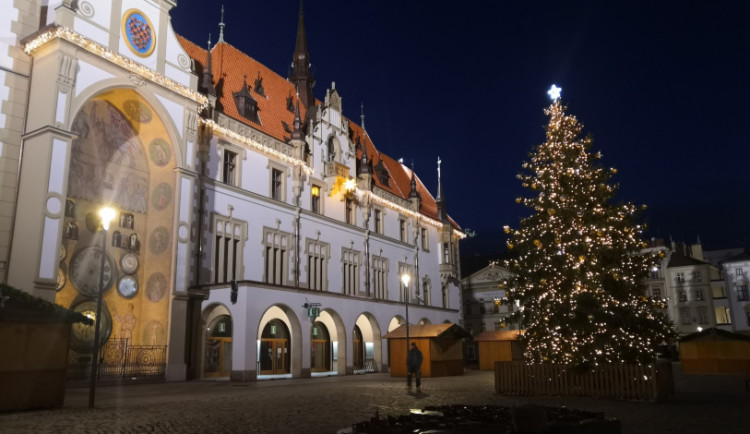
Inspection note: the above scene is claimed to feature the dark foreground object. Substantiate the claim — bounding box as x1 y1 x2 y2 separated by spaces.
343 404 621 434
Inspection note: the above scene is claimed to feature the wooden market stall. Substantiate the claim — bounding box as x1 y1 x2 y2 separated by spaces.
473 330 523 371
383 323 471 377
679 327 750 375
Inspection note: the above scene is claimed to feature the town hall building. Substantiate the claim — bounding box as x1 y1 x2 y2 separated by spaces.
0 0 465 381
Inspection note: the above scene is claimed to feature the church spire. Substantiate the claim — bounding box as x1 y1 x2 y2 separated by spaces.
291 88 304 142
218 5 226 43
200 34 216 97
360 102 366 133
409 162 420 200
289 0 314 109
436 157 448 222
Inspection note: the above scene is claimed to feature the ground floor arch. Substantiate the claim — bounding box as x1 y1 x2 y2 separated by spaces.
354 313 383 373
257 304 303 378
200 303 232 378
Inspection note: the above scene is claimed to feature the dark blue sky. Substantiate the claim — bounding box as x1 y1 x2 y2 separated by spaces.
172 1 750 256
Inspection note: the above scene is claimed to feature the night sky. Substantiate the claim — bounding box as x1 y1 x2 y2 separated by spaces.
171 1 750 258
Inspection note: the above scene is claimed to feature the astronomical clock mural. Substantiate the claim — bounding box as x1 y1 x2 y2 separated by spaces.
57 89 176 358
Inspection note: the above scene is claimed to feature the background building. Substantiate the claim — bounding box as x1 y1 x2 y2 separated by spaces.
1 0 464 381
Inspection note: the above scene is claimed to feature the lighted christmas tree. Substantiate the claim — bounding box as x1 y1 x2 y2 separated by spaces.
503 86 674 367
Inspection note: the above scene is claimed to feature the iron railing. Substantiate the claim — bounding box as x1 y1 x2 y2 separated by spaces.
67 339 167 381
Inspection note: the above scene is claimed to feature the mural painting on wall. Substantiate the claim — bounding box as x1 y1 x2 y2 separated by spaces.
151 183 172 211
146 272 167 303
143 320 166 346
68 100 149 214
149 227 170 255
61 92 176 358
149 138 171 166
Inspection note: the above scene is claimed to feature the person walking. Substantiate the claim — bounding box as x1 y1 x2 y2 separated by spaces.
406 342 423 391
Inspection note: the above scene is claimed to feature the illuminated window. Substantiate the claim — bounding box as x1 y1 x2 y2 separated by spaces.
311 185 321 213
715 306 731 325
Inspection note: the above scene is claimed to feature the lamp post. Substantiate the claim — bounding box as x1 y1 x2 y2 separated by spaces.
88 206 115 408
401 272 411 352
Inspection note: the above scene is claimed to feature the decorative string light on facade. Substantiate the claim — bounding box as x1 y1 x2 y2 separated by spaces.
365 190 466 239
203 119 313 175
23 26 208 109
206 120 463 238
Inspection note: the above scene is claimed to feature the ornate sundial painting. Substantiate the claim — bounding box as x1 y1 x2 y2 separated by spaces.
122 9 155 57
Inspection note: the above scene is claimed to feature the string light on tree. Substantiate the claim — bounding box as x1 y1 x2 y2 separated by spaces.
502 86 675 368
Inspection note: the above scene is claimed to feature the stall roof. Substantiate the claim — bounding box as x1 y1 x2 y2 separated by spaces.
383 324 471 339
680 327 750 343
473 330 524 342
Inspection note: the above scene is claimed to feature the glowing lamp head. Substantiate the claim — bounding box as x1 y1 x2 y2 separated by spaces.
99 207 116 231
401 273 411 287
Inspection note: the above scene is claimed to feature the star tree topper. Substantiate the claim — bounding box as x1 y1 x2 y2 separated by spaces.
547 84 562 100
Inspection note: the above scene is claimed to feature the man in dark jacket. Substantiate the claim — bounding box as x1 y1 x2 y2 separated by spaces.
406 342 423 390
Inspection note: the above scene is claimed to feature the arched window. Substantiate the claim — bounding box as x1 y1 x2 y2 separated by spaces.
326 137 336 162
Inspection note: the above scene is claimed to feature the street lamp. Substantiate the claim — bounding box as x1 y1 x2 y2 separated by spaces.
88 206 115 408
401 272 411 352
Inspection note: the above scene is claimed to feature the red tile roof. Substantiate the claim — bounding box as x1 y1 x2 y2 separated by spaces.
177 35 459 229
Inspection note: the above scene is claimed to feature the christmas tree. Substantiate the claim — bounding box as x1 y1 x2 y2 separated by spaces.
503 86 674 367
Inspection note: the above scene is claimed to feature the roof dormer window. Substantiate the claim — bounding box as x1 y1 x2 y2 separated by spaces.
233 77 260 124
374 159 390 187
254 73 266 98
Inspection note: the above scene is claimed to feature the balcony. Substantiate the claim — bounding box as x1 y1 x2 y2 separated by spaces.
324 161 350 178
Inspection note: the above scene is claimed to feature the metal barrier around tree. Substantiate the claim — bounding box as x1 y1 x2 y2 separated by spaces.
67 339 167 381
495 361 673 401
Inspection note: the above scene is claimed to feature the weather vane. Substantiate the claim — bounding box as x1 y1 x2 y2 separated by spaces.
547 84 561 101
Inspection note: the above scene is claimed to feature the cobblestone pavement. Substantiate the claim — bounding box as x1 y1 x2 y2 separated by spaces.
0 368 748 434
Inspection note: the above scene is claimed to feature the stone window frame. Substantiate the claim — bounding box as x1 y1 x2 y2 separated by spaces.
211 213 247 283
217 141 245 187
262 226 291 286
305 238 329 291
268 160 288 202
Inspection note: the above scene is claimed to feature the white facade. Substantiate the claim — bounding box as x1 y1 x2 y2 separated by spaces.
1 0 464 381
460 264 517 362
716 254 750 334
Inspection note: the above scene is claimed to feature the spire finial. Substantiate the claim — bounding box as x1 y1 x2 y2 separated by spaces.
291 86 304 141
201 33 216 97
218 5 226 43
436 157 448 222
360 102 366 131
